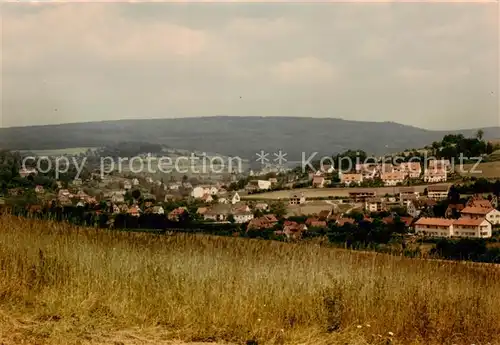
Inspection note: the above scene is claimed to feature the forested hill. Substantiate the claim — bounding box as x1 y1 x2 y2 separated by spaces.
0 116 498 159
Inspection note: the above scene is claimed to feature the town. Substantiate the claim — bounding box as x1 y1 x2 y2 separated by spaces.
2 133 500 264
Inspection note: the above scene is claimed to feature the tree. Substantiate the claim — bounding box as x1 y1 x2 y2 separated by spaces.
270 201 287 218
131 189 141 200
476 129 484 141
227 214 235 224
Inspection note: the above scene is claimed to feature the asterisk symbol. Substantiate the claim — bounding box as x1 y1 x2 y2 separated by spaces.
273 150 287 166
256 150 270 165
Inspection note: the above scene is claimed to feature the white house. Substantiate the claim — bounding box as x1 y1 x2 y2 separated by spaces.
151 206 165 215
414 217 454 237
365 198 384 213
229 192 240 205
399 187 420 200
289 192 306 205
381 172 406 186
191 186 207 199
340 172 363 186
246 180 272 191
233 211 254 223
452 217 492 238
461 206 500 225
424 168 447 183
427 185 450 200
192 185 219 199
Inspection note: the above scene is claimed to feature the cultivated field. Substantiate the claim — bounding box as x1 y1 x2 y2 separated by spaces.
1 216 499 345
243 183 451 200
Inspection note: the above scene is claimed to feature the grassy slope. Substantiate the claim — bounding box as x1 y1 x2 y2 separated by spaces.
0 216 499 345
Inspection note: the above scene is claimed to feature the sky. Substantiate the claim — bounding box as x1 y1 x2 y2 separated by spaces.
1 0 498 130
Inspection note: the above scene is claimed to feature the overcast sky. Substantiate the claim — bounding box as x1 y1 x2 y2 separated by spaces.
1 1 498 130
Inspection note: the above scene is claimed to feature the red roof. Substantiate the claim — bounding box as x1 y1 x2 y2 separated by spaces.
461 206 495 216
415 217 454 227
337 218 355 226
453 217 488 226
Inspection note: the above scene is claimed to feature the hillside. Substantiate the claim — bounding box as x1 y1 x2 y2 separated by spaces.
1 116 498 159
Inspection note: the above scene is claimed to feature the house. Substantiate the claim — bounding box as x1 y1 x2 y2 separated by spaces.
233 202 251 213
254 202 269 211
123 180 132 190
460 206 500 225
128 205 141 217
445 204 465 218
399 187 419 200
452 217 492 238
312 175 326 188
427 185 450 200
246 180 272 191
340 172 363 186
381 172 406 186
289 192 306 205
414 218 454 237
132 178 140 186
203 204 232 222
336 218 356 226
197 207 209 215
35 185 45 194
466 196 493 209
406 200 422 218
233 210 254 223
150 206 165 215
58 189 73 200
247 214 279 230
305 217 327 228
268 177 278 185
72 178 83 186
201 194 214 203
365 198 385 213
229 192 241 205
111 193 125 204
19 168 39 178
428 159 451 170
423 168 447 183
191 185 219 199
145 177 154 184
348 189 376 202
167 182 181 190
168 207 188 221
112 204 121 214
278 221 307 240
382 216 414 227
395 162 422 179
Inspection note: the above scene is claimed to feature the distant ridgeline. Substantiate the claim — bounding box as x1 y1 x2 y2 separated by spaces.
0 117 499 159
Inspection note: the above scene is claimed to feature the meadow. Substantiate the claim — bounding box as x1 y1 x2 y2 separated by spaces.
242 183 451 200
1 216 499 345
458 162 500 179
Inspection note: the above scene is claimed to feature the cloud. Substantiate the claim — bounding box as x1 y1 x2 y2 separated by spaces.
1 2 497 129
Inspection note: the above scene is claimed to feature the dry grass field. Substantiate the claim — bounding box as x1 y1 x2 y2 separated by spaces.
458 161 500 179
1 216 500 345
